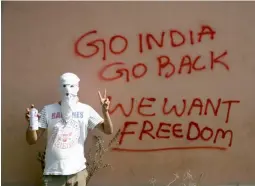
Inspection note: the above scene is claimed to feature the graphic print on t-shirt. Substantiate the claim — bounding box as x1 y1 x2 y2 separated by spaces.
49 119 81 149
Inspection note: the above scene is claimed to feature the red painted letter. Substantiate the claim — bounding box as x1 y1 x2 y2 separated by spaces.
139 120 155 140
214 128 233 147
187 121 200 140
137 97 156 117
170 30 185 47
198 25 216 42
200 127 214 141
173 124 183 138
98 62 129 82
156 122 171 139
187 98 203 116
109 35 128 55
119 121 138 145
210 51 229 71
157 55 175 78
163 98 186 117
221 100 240 123
204 98 221 116
146 32 165 50
108 96 135 117
74 30 106 60
132 63 148 79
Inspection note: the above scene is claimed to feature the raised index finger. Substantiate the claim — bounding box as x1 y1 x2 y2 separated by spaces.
98 91 103 101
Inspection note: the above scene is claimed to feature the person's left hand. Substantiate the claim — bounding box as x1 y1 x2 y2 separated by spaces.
98 89 110 113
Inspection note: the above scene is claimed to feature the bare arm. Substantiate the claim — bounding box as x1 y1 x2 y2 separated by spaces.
96 90 113 135
26 127 46 145
96 111 113 135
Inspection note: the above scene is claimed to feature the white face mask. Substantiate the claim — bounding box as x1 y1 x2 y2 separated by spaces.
60 84 79 99
59 73 80 123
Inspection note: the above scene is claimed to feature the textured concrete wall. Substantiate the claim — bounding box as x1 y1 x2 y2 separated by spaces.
2 1 255 186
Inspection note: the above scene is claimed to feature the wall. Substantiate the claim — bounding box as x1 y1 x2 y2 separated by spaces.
2 1 255 186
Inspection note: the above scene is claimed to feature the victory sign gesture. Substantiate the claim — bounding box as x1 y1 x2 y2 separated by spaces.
98 89 110 112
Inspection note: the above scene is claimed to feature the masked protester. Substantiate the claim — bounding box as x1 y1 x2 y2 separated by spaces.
25 72 113 186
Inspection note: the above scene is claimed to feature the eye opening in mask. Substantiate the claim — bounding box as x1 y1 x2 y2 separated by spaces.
63 85 66 88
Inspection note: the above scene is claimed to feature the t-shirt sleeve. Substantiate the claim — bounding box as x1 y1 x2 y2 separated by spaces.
88 106 104 130
38 106 48 128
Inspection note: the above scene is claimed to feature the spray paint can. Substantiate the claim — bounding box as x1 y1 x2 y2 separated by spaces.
30 108 39 130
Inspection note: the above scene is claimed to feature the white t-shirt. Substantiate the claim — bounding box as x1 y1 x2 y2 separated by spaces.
38 102 104 175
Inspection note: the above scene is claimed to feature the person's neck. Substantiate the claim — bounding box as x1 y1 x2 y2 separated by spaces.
58 98 79 105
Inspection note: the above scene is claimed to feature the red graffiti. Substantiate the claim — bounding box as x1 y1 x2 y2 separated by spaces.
138 97 156 117
98 50 228 82
74 25 229 83
112 146 227 152
139 25 216 53
109 96 239 151
98 62 148 82
74 25 216 60
74 25 239 153
158 50 229 78
108 96 240 124
117 120 233 148
74 30 128 61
